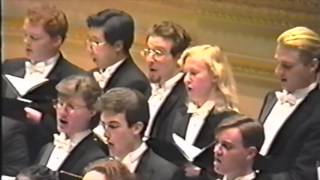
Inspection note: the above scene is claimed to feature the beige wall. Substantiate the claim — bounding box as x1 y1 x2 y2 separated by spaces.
2 0 319 117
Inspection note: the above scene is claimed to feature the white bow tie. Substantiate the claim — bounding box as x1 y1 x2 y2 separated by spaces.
53 133 73 153
93 71 111 88
25 61 46 74
187 102 211 116
275 91 297 106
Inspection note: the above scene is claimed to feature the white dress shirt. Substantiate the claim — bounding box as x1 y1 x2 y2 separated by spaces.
24 53 59 79
46 130 91 171
260 82 317 155
222 172 256 180
121 142 148 173
143 72 184 140
185 100 215 145
93 59 125 88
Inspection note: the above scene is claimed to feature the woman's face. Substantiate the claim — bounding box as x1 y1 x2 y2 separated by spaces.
183 57 215 106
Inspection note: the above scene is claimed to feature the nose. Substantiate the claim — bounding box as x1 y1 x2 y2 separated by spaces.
214 143 223 156
184 73 191 85
274 64 283 77
145 53 156 64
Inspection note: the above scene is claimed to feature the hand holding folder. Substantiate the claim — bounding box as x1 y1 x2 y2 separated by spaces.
146 133 215 169
2 74 58 120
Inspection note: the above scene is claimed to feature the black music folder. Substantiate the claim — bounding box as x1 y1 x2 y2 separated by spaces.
2 74 58 120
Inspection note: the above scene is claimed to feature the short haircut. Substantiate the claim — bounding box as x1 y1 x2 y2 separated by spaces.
86 9 134 52
16 165 58 180
56 74 102 110
215 115 265 150
55 74 102 129
26 3 68 42
146 21 192 57
84 158 135 180
94 87 150 136
277 26 320 68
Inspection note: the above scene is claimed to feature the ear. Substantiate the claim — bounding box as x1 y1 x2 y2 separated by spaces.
89 110 97 118
51 36 63 48
113 40 124 52
132 121 144 136
310 58 319 73
246 146 258 161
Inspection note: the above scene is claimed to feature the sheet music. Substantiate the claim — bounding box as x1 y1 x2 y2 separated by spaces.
5 74 48 96
172 133 202 162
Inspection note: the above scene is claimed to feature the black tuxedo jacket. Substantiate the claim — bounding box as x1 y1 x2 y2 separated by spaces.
135 148 178 180
37 133 107 179
2 54 85 163
150 77 187 141
171 106 237 180
257 87 320 180
1 116 29 176
89 56 151 97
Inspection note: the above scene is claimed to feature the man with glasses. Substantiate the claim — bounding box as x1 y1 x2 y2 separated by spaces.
140 21 191 141
2 3 84 177
36 74 107 179
85 8 150 143
257 27 320 179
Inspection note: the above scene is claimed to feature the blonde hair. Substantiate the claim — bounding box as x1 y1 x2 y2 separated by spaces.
179 44 239 112
26 3 68 41
277 26 320 65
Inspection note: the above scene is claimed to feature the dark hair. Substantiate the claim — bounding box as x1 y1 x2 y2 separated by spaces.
26 3 68 42
146 21 191 57
86 9 134 53
215 115 265 150
16 165 58 180
94 87 150 137
55 74 103 128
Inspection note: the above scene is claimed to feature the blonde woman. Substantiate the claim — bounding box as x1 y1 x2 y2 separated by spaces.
170 45 240 180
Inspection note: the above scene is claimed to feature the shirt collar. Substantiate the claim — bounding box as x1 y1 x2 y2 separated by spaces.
223 171 256 180
151 72 184 91
187 100 215 115
122 142 148 163
99 58 125 76
67 130 91 145
284 82 317 100
30 53 59 66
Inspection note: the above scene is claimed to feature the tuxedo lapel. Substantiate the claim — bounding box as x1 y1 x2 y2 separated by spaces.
104 57 131 90
135 150 154 180
11 61 26 78
259 93 277 123
38 143 55 166
174 108 191 138
150 79 186 137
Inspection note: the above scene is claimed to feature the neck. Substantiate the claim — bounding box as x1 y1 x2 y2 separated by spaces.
227 166 254 180
119 138 142 160
158 68 180 87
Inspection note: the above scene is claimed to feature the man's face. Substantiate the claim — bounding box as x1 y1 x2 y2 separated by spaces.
274 45 316 92
22 18 61 62
213 128 253 177
55 96 94 137
87 28 118 69
183 57 214 106
144 35 179 84
101 112 141 159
